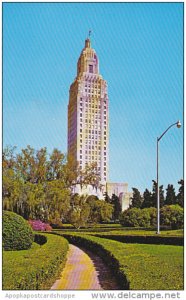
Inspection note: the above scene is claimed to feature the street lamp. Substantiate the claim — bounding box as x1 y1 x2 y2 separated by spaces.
156 120 181 234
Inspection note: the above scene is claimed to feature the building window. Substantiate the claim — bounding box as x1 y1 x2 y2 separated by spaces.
89 65 93 73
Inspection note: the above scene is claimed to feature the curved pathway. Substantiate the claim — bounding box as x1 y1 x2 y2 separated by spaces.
51 244 120 290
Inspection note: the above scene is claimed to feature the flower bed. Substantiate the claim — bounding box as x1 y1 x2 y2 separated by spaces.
28 220 52 232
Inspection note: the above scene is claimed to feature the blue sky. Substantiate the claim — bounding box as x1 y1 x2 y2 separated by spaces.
3 3 183 193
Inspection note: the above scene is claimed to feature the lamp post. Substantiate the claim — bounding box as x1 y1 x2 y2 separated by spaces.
156 120 181 234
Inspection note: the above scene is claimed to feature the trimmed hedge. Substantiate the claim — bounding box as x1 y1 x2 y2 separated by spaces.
3 211 34 251
34 234 47 246
51 231 183 290
93 234 184 246
52 232 128 290
3 233 69 290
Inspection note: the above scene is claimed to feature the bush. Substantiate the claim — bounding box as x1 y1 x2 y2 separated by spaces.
3 211 34 251
28 220 52 232
34 234 47 246
52 231 183 290
3 234 69 290
160 205 184 229
94 234 183 246
120 208 154 227
145 207 157 227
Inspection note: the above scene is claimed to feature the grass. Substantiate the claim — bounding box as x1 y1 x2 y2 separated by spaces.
3 233 69 290
54 224 183 236
52 231 184 290
92 229 184 237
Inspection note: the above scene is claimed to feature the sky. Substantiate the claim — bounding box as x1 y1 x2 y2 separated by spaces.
3 2 183 193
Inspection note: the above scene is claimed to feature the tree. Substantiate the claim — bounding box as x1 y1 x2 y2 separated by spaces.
150 180 164 208
159 185 165 208
151 180 157 207
160 205 184 229
130 188 143 208
141 189 152 208
110 194 122 221
67 194 90 229
3 145 104 224
45 180 71 224
165 184 176 205
176 179 184 207
104 192 111 203
86 195 113 224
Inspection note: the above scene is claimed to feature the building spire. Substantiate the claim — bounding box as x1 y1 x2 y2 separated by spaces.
84 30 92 48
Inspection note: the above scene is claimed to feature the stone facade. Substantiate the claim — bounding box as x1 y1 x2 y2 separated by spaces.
67 38 130 208
68 38 109 187
106 182 132 211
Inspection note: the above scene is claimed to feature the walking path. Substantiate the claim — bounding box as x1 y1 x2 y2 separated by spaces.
51 244 120 290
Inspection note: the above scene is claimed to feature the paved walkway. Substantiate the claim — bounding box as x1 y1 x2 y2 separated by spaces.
51 244 120 290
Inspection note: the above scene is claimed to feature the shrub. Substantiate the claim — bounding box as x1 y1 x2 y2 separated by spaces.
28 220 52 232
94 234 183 246
160 205 184 229
120 207 157 228
52 232 183 290
3 211 34 251
3 234 69 290
34 234 47 245
145 207 157 227
120 208 150 227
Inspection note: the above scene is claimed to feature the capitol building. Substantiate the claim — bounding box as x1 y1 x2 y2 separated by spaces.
67 36 131 210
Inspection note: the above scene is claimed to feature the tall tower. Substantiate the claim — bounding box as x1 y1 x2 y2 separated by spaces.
68 37 109 190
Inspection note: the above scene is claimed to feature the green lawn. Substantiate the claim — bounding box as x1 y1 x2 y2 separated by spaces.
55 224 183 236
92 229 184 236
3 233 69 290
53 231 184 290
